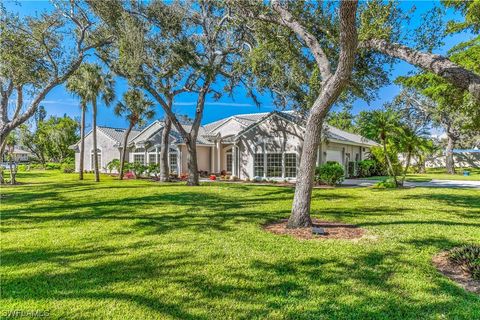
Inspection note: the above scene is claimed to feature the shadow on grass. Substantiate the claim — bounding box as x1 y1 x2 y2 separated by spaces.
2 243 478 319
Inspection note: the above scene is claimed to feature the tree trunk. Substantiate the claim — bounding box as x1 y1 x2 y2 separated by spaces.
159 116 172 182
119 123 133 180
401 151 412 186
446 134 455 174
288 113 324 228
92 98 100 182
383 139 398 186
186 139 199 186
79 103 86 180
288 0 358 228
9 157 15 185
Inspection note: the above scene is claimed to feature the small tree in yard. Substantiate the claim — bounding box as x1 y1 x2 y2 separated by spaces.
114 89 155 180
78 64 115 183
358 109 402 186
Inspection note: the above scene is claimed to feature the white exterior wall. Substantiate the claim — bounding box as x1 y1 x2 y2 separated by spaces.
237 114 304 180
74 130 122 172
179 145 212 174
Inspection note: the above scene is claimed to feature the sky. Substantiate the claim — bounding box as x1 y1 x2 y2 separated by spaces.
4 0 472 132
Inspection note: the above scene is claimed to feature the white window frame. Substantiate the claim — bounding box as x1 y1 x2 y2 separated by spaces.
252 139 298 179
90 149 102 170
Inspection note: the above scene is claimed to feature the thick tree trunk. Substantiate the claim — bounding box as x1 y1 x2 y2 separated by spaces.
288 113 324 228
446 134 455 174
361 39 480 101
119 124 133 180
186 139 199 186
92 99 100 182
159 116 172 182
79 104 86 180
288 0 359 228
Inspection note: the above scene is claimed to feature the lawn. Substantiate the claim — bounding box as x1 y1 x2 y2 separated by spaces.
365 167 480 182
1 171 479 319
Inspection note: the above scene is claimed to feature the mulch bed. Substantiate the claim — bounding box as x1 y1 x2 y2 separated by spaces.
432 251 480 295
263 219 365 240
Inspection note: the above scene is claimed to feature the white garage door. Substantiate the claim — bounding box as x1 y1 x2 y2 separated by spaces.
326 150 343 165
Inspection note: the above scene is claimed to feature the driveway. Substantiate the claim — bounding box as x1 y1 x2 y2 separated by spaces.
343 179 480 189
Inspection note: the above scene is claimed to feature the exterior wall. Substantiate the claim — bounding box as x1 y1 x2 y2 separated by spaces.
211 118 245 137
74 130 122 172
321 142 364 166
237 114 304 180
179 145 212 174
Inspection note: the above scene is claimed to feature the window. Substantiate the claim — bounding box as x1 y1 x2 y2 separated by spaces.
133 154 144 164
169 153 178 174
226 150 233 172
149 153 157 164
267 153 282 177
254 154 264 177
91 149 101 169
285 153 297 177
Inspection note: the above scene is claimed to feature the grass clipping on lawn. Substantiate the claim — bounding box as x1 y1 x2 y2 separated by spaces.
263 219 365 240
433 246 480 295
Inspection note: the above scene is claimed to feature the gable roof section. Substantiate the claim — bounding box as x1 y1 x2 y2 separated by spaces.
233 110 378 147
70 126 141 149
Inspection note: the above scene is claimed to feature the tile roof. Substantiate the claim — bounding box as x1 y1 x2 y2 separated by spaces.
98 127 142 146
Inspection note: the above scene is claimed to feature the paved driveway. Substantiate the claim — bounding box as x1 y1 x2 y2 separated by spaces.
343 179 480 189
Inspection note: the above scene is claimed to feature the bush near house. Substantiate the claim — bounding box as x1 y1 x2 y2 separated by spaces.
315 161 345 186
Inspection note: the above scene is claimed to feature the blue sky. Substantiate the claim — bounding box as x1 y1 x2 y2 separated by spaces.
5 1 471 131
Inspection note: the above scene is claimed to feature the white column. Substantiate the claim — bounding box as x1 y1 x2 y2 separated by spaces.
232 143 237 176
144 148 148 165
210 145 215 174
217 139 221 173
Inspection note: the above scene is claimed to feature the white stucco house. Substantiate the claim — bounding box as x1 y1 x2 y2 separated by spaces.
70 110 378 180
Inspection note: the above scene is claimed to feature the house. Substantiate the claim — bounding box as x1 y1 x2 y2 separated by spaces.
70 110 378 179
1 147 31 163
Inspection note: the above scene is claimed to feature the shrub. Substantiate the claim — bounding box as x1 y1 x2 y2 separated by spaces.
209 175 217 181
17 164 27 172
45 162 61 170
347 161 356 178
179 173 188 181
124 171 135 179
449 245 480 280
315 162 345 186
373 177 397 189
61 163 75 173
357 160 375 177
106 159 121 174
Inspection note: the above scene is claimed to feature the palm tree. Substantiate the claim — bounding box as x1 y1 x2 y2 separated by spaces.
114 89 155 180
397 126 431 185
82 64 115 182
358 109 401 186
66 66 89 180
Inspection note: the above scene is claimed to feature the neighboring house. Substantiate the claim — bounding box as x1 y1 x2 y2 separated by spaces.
1 147 31 163
426 149 480 168
71 111 378 179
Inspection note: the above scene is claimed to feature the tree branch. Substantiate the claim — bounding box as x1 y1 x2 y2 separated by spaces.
361 39 480 101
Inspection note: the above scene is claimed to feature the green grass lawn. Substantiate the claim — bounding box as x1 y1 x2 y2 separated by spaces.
1 171 479 319
365 168 480 182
